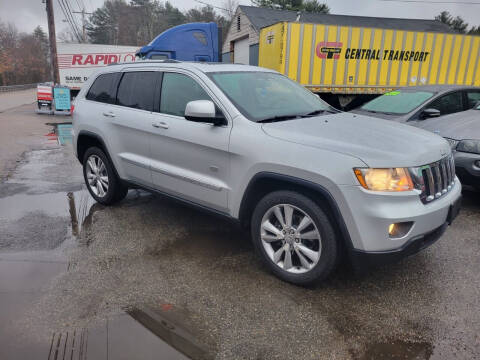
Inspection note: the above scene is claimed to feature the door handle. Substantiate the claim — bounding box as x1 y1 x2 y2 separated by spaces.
102 112 115 118
152 121 169 129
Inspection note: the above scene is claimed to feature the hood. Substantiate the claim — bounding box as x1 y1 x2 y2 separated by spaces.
415 109 480 140
262 112 451 168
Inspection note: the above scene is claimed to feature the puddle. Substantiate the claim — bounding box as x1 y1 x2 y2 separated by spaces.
357 339 434 360
0 148 83 196
45 122 73 146
0 189 96 252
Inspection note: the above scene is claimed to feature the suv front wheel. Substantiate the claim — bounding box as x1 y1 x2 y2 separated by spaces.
83 147 128 205
251 191 338 285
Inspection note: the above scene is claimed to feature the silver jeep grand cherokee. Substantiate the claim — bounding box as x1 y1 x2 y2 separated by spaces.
72 61 461 285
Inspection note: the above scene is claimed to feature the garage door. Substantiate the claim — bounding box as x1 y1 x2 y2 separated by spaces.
234 37 249 64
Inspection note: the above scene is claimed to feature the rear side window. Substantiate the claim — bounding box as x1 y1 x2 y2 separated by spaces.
116 71 156 111
86 73 119 103
466 90 480 108
160 73 211 116
428 91 463 115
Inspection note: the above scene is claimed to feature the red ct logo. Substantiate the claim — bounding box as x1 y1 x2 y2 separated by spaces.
316 42 343 59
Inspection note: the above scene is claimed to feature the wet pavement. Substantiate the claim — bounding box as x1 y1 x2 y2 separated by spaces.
0 110 479 359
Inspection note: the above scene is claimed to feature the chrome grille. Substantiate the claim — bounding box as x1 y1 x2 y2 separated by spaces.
410 154 456 204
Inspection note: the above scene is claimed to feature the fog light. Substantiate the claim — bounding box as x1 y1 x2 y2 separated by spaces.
388 222 414 239
474 160 480 169
388 224 395 235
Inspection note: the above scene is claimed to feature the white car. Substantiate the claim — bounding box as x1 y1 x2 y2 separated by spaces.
72 61 461 285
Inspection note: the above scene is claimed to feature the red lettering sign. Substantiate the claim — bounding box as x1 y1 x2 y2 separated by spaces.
94 54 105 65
72 54 82 65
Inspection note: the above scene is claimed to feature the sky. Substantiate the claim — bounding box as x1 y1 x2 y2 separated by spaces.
1 0 479 36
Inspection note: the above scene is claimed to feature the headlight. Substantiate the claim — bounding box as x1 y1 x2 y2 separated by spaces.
354 168 414 192
457 139 480 154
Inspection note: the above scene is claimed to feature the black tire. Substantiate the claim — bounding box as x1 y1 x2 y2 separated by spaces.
251 190 338 285
82 147 128 205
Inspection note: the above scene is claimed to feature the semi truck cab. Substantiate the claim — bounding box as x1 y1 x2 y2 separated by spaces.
136 22 220 62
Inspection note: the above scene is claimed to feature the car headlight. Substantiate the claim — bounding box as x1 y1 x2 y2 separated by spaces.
456 139 480 154
354 168 414 192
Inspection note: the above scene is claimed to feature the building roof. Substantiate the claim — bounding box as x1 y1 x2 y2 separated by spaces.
239 5 455 34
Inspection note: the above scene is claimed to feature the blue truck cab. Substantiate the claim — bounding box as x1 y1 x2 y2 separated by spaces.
136 22 220 62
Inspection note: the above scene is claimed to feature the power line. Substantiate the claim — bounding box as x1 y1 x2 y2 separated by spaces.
63 0 82 31
72 8 93 42
64 0 83 37
58 0 78 40
58 0 82 41
193 0 229 12
380 0 480 4
73 0 82 11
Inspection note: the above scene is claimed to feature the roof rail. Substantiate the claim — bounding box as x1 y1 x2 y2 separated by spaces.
107 59 182 66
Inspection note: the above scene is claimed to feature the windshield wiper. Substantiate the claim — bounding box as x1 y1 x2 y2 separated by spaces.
257 114 303 123
303 108 339 116
258 108 339 123
363 109 397 115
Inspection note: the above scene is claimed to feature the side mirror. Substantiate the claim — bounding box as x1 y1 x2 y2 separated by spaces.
421 108 441 119
185 100 226 126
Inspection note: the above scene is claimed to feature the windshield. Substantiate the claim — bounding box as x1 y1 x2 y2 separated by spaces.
360 90 435 114
208 71 331 122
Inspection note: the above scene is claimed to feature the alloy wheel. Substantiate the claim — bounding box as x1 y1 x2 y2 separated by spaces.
260 204 322 274
86 155 109 198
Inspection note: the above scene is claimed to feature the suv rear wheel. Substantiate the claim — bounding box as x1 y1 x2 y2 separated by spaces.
251 191 338 285
83 147 128 205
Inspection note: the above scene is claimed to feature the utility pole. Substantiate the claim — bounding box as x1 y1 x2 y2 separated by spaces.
45 0 60 84
73 9 92 43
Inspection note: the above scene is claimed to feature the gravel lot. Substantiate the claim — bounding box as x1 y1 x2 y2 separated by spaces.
0 102 479 359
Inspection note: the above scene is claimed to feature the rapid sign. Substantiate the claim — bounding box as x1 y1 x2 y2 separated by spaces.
57 43 139 89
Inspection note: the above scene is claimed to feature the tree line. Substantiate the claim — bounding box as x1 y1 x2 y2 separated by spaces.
85 0 230 46
435 11 480 34
84 0 331 46
0 0 479 86
0 23 50 86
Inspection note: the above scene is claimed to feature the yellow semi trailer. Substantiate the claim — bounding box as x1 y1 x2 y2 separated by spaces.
259 21 480 106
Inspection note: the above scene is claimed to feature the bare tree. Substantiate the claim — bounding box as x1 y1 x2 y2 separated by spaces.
222 0 239 20
0 21 50 85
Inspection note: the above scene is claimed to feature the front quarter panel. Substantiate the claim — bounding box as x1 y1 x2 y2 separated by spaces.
227 116 367 218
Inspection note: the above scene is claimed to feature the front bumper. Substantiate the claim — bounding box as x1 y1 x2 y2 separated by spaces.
347 191 461 270
349 222 447 270
337 177 462 254
454 151 480 189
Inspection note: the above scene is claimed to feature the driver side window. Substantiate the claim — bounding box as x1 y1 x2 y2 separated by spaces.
427 92 463 116
160 73 212 117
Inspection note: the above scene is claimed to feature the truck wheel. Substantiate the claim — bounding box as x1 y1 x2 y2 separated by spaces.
83 147 128 205
251 191 338 285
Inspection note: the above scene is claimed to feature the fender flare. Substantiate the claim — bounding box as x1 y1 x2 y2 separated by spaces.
76 130 110 162
238 172 354 250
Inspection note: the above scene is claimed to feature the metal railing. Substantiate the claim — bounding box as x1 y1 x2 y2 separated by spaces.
0 83 38 93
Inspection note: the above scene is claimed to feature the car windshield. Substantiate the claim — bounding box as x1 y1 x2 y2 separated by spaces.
208 71 332 122
360 90 435 114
